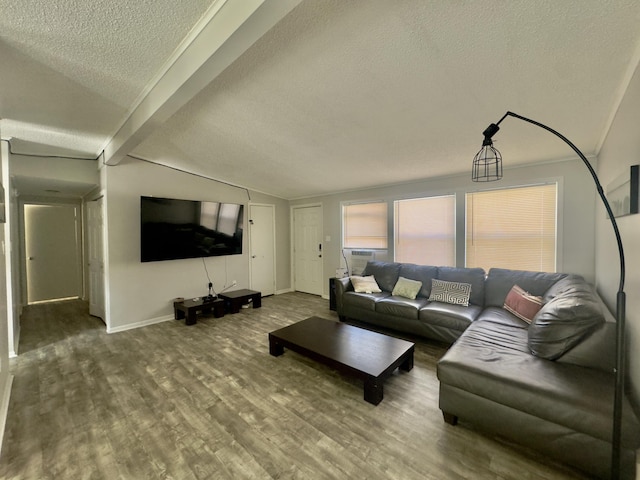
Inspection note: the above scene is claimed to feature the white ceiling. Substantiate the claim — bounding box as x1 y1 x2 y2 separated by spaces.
2 0 640 199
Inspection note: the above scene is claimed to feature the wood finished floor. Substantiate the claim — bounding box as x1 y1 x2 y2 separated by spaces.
0 293 590 479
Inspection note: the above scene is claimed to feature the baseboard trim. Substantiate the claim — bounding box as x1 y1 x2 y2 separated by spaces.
275 288 294 295
0 373 14 457
107 314 173 334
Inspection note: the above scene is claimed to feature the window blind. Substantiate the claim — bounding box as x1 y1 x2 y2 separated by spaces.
343 202 388 249
394 195 455 266
466 184 557 272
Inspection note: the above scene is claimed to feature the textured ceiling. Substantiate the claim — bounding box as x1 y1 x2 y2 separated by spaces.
3 0 640 199
0 0 213 150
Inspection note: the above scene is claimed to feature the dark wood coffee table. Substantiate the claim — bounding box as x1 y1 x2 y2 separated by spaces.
269 316 414 405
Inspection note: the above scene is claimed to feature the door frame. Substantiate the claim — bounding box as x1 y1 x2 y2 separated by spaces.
20 198 84 305
290 202 323 295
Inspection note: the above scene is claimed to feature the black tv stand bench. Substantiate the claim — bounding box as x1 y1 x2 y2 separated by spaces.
174 297 225 325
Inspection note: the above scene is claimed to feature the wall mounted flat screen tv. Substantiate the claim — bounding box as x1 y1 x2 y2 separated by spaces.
141 196 244 262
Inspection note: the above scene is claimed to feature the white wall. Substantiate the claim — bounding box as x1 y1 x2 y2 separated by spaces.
6 165 20 357
291 157 597 298
0 140 13 455
103 158 291 331
10 155 99 184
596 58 640 406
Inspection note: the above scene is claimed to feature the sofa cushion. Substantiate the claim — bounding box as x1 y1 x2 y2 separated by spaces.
484 268 567 308
437 267 486 306
420 302 482 331
343 291 389 311
376 296 428 319
392 276 422 299
528 278 605 360
541 274 587 302
398 263 438 298
350 275 381 293
476 306 530 328
362 261 401 292
503 285 543 323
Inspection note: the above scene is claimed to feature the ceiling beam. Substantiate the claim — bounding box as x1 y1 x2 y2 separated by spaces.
102 0 302 165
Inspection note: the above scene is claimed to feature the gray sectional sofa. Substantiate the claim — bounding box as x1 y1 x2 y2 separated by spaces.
334 260 640 479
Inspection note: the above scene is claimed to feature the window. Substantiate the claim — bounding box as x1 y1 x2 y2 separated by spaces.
343 202 388 249
394 195 455 266
466 184 557 272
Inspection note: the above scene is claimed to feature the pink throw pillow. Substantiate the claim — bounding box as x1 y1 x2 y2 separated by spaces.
504 285 543 324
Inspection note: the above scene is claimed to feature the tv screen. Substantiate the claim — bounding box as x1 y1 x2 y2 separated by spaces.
141 196 244 262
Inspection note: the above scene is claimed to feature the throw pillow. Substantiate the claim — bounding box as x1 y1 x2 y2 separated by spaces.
350 275 382 294
428 279 472 306
503 284 543 324
392 276 423 300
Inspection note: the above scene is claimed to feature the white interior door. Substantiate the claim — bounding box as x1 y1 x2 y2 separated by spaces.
25 204 81 303
249 204 275 296
87 198 105 320
293 205 322 295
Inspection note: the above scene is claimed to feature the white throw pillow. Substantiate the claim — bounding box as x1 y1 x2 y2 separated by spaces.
392 276 423 299
350 275 382 294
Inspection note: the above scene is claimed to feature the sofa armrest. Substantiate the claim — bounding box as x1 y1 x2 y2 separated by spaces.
334 277 352 314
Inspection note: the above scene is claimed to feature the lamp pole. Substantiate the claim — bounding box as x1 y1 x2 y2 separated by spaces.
474 111 626 479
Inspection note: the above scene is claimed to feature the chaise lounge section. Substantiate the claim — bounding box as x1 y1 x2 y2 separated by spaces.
334 261 640 479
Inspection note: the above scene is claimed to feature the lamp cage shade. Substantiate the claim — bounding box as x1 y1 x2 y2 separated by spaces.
472 144 503 181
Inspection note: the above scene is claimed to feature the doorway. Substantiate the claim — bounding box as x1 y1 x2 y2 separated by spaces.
292 204 323 295
24 203 82 304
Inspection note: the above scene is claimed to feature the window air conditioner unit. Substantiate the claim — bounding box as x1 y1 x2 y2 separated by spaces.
349 250 375 275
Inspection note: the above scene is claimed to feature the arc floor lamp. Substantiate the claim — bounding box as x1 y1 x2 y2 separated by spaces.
472 111 626 479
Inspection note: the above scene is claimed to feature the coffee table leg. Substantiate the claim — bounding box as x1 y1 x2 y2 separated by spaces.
186 310 197 326
269 336 284 356
400 350 414 371
364 377 383 405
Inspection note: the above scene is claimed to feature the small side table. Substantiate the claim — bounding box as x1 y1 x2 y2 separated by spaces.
174 298 225 326
218 289 262 314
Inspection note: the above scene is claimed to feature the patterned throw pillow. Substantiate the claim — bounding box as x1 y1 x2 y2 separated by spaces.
428 279 472 306
392 276 423 299
350 275 382 294
503 285 543 324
